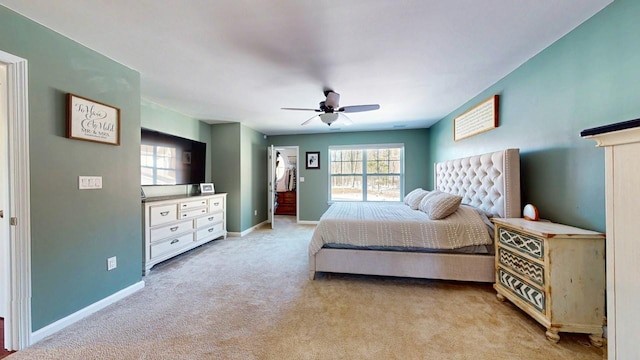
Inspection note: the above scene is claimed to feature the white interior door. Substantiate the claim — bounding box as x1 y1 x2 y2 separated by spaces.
267 145 275 229
0 62 7 320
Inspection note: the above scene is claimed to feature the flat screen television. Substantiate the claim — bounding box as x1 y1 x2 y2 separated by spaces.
141 128 206 186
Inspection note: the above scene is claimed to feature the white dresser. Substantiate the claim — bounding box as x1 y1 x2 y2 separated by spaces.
142 193 227 275
492 218 605 345
583 119 640 360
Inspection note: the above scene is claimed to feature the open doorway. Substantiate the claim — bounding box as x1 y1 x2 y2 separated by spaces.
269 146 299 228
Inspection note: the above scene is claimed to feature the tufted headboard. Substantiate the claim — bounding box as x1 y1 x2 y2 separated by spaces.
434 149 521 219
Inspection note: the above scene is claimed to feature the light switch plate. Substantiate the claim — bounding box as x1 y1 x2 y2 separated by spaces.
79 176 103 189
107 256 117 271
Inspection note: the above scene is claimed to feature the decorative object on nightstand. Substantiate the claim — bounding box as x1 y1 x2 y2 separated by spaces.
492 218 605 346
522 204 539 221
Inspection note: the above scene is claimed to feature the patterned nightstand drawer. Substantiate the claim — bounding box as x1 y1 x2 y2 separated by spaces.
492 218 605 344
498 227 544 260
499 248 544 286
498 268 545 314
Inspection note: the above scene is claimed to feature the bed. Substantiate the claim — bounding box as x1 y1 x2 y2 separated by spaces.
309 148 521 282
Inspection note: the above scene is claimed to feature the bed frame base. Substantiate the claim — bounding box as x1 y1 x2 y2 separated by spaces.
310 248 495 282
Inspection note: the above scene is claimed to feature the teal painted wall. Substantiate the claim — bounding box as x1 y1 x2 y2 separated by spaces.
428 0 639 232
269 129 430 221
211 123 242 232
240 126 268 230
0 6 142 330
211 123 267 233
140 99 213 197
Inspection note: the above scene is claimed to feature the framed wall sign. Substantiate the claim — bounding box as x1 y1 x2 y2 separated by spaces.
306 151 320 169
454 95 499 141
67 93 121 145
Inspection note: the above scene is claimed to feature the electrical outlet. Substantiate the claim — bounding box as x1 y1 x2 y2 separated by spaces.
254 210 257 216
107 256 117 271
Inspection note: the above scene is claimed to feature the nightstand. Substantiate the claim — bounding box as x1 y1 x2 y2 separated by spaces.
492 218 605 345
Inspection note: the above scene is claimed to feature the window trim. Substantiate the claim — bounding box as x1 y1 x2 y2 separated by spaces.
328 143 405 202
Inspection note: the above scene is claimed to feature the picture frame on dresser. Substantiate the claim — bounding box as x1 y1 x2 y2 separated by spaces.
200 183 215 194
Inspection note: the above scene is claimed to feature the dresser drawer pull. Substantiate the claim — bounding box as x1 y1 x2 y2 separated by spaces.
213 202 220 206
208 217 214 221
182 204 187 207
170 239 180 245
208 228 214 232
170 226 179 232
160 211 170 216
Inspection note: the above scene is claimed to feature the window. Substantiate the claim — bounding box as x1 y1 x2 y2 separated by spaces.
329 144 404 202
141 144 177 185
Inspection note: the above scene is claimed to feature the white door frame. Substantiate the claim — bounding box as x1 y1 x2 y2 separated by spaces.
1 50 32 351
267 145 275 229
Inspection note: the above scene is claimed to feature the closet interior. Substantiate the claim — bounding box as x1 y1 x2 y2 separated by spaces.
274 149 297 216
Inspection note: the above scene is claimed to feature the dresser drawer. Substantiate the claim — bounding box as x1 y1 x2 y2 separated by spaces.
277 191 296 202
498 248 544 286
180 207 207 219
498 227 544 260
150 220 193 242
150 232 193 259
196 212 223 228
209 197 224 212
179 199 208 210
498 267 545 314
196 223 224 241
149 204 178 226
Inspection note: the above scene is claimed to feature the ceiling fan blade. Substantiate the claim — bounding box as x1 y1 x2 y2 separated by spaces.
301 114 319 126
281 107 322 112
338 104 380 113
338 113 353 125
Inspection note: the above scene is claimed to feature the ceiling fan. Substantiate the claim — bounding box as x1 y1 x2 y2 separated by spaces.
282 89 380 126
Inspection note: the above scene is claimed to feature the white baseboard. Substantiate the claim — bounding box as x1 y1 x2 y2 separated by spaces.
30 281 145 345
297 220 319 225
227 220 269 237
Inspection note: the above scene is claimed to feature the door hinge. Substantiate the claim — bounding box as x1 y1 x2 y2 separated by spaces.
10 217 18 226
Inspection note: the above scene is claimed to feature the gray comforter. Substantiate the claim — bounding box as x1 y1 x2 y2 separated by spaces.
309 202 492 256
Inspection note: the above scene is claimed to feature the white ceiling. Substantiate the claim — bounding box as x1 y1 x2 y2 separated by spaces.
1 0 612 135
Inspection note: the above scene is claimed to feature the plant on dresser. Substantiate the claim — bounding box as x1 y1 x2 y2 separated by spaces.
492 218 605 346
142 193 227 275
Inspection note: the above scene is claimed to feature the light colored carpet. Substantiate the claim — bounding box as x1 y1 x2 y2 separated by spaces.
8 216 603 359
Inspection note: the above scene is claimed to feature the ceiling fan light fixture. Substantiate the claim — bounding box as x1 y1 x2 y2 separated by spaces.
283 89 379 126
320 113 339 125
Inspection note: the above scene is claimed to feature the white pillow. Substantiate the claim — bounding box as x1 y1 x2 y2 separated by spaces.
418 190 462 220
404 188 429 210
